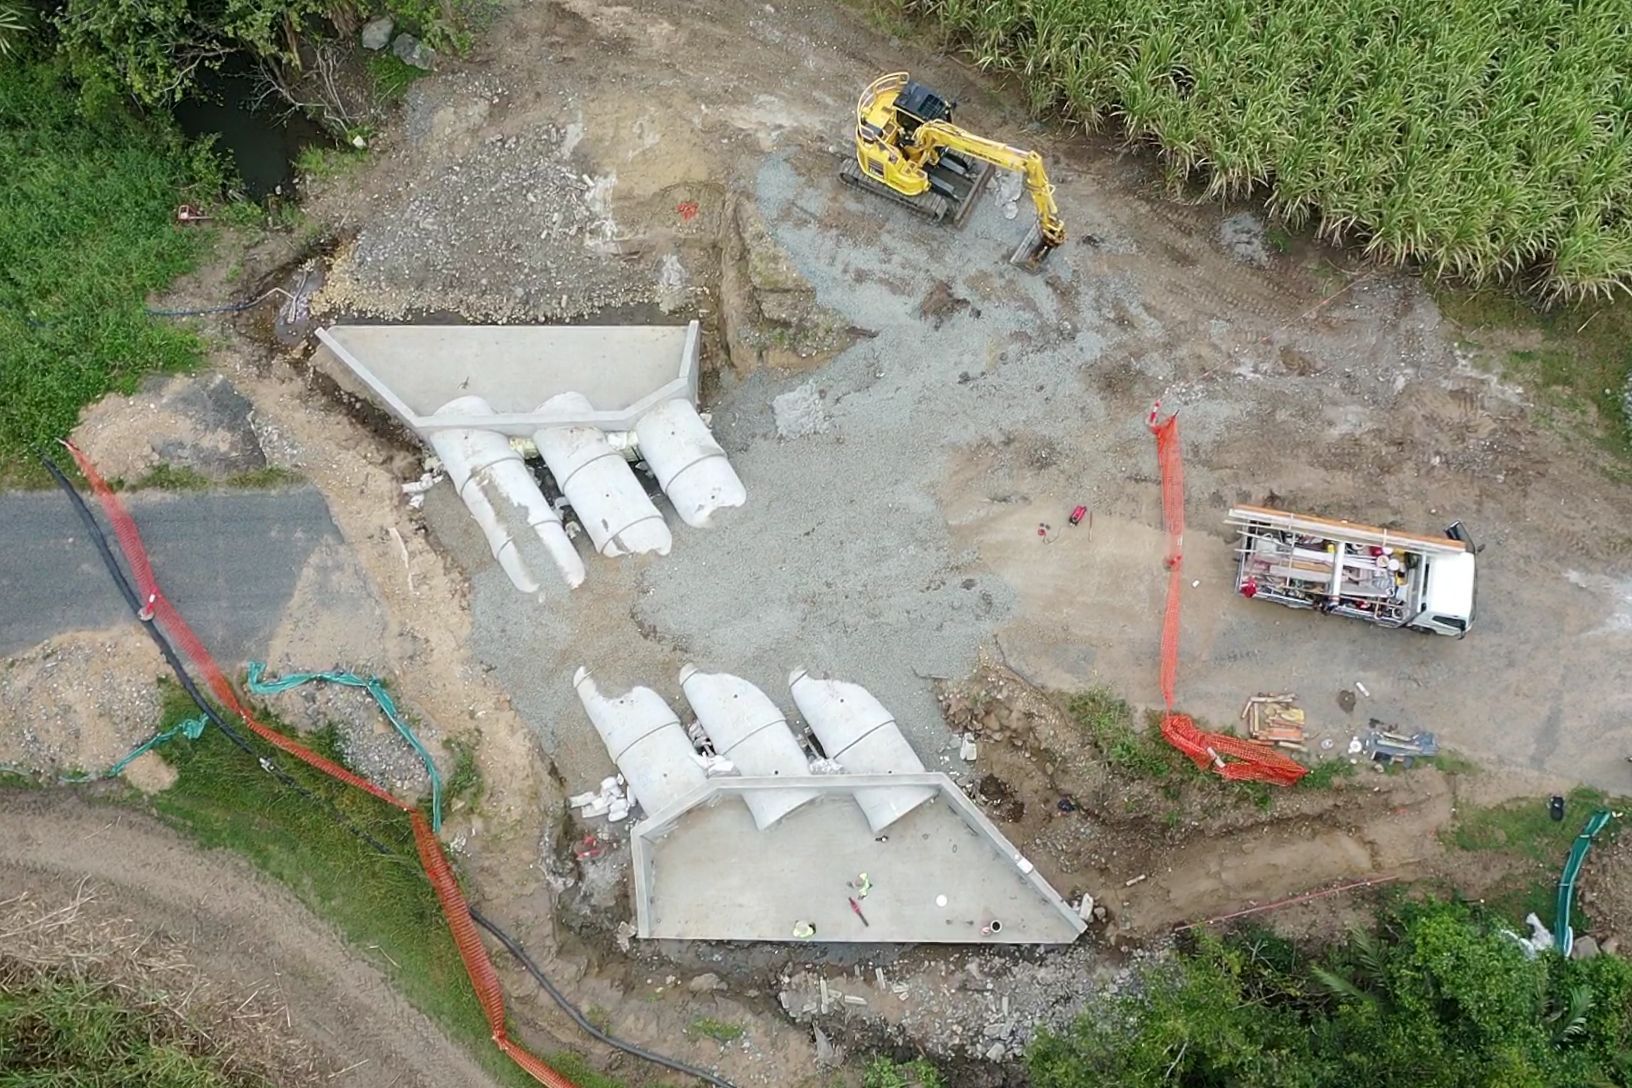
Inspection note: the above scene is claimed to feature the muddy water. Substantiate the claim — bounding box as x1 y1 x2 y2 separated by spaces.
173 60 329 199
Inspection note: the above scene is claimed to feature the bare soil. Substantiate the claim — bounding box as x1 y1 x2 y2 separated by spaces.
0 627 166 779
6 0 1631 1077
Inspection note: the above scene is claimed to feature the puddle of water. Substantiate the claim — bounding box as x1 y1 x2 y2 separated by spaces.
173 59 331 199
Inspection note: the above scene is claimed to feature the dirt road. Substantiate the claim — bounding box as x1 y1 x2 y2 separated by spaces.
0 790 498 1088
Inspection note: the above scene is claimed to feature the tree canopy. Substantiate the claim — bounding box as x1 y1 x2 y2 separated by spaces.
1029 900 1632 1087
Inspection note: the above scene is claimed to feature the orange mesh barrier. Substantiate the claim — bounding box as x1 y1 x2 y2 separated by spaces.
1145 409 1307 787
65 441 581 1088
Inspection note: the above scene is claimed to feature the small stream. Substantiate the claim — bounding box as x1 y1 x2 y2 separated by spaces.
173 59 330 199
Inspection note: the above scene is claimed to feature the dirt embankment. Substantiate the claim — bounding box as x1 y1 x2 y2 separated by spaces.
935 663 1587 941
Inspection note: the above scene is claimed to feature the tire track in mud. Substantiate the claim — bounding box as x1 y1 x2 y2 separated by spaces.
0 790 499 1088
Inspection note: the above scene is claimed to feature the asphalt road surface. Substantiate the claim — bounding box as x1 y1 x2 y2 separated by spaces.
0 487 337 661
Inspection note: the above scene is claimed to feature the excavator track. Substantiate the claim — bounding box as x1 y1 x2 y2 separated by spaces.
838 156 992 228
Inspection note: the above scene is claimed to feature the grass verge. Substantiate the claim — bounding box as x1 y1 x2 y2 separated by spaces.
367 52 429 103
0 58 220 469
687 1016 743 1044
1067 687 1362 807
1434 288 1632 462
139 684 610 1088
117 464 306 491
0 967 276 1086
1444 786 1624 929
1068 688 1174 781
1445 786 1612 862
294 143 368 181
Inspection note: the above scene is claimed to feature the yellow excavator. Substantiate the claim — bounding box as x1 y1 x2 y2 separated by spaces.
839 71 1066 270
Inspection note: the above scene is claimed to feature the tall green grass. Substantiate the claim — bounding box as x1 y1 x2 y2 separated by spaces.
0 970 274 1086
914 0 1632 299
0 59 217 463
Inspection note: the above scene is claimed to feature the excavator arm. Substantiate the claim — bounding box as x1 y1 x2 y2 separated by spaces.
915 121 1066 262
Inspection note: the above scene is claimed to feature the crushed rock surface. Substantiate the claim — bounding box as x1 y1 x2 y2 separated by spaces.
0 628 166 778
776 943 1165 1063
317 125 652 321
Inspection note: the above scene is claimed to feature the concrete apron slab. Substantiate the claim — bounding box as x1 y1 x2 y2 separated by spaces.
632 775 1085 944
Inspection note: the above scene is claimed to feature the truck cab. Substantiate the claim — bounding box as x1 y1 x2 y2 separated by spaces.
1408 534 1477 637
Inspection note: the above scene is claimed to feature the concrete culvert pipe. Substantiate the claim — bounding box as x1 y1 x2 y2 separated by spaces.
634 399 746 528
679 665 818 829
573 667 706 817
536 393 672 558
787 668 935 833
428 396 586 592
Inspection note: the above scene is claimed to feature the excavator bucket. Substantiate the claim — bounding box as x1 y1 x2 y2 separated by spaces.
1008 221 1053 272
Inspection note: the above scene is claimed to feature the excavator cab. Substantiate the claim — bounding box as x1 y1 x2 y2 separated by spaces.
892 80 955 133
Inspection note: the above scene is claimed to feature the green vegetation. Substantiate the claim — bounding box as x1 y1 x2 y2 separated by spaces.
115 464 304 490
863 1055 946 1088
294 142 367 181
1424 749 1482 777
0 58 217 464
0 968 275 1086
1447 787 1612 862
688 1016 744 1044
1068 687 1352 801
54 0 463 109
1068 688 1174 780
127 464 211 491
442 734 483 811
139 685 544 1088
1028 899 1632 1086
225 465 303 488
915 0 1632 299
367 51 429 103
0 2 27 57
1444 788 1622 937
1298 759 1357 789
1436 287 1632 459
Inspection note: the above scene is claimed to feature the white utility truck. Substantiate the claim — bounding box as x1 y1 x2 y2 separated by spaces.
1226 505 1477 637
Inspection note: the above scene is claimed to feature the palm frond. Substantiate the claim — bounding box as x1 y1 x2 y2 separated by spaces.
1310 965 1373 1006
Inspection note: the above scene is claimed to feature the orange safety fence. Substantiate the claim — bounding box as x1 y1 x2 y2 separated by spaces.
64 440 581 1088
1145 408 1306 787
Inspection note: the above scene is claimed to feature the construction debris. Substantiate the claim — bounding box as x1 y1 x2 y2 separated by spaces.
569 775 632 822
1361 721 1438 766
1243 692 1306 751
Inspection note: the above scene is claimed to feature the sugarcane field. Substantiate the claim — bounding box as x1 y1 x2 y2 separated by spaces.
2 1 1632 1085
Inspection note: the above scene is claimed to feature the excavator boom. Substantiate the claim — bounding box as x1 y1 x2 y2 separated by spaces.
914 121 1066 268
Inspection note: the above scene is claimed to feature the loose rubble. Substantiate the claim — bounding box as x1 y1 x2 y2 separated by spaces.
316 126 651 322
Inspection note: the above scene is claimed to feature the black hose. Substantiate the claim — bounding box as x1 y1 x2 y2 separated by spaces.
44 451 737 1088
469 906 740 1088
41 451 403 859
